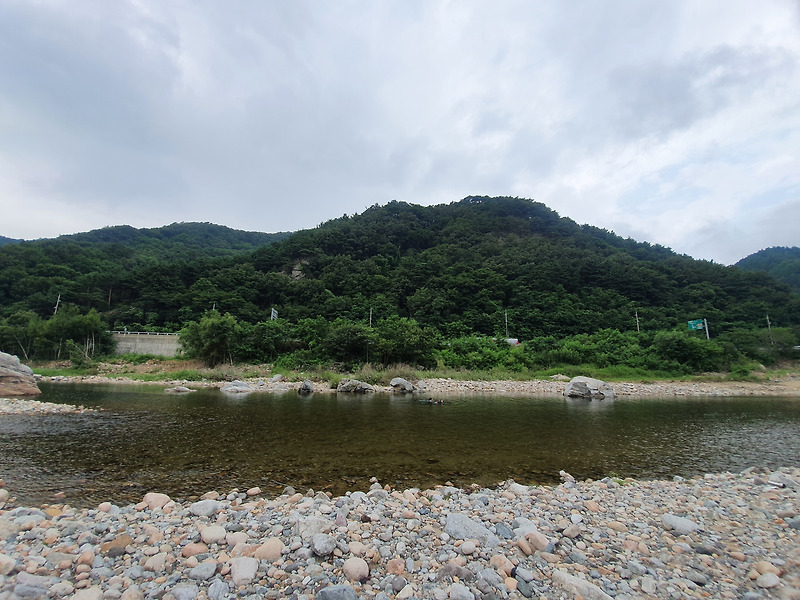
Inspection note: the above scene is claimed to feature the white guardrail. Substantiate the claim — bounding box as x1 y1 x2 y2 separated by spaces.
109 331 179 336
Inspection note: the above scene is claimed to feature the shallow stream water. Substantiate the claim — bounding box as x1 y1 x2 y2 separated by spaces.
1 382 799 506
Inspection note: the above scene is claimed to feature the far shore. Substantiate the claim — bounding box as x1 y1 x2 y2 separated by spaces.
28 370 800 398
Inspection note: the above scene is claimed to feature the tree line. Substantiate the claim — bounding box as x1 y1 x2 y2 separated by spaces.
175 309 796 375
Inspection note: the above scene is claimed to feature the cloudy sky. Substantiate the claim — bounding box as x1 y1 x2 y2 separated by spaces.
1 1 799 264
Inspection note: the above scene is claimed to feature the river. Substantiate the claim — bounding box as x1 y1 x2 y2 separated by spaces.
1 382 799 506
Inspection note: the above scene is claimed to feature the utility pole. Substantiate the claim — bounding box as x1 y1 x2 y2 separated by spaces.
635 310 640 332
53 294 61 315
505 310 509 339
703 318 710 340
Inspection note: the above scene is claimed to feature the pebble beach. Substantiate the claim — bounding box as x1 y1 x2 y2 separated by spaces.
0 467 798 600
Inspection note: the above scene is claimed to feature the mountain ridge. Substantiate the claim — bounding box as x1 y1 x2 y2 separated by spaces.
0 197 796 340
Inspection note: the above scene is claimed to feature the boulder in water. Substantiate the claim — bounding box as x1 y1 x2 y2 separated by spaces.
563 376 615 400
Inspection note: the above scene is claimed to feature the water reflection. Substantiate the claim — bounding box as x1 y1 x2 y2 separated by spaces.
0 382 798 507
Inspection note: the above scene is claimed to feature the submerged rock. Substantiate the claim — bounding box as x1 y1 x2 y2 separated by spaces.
164 386 194 393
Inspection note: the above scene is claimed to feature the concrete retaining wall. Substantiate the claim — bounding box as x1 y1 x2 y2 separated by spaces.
112 332 180 357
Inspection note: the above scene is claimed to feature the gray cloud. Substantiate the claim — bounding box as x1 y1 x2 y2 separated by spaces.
1 0 798 263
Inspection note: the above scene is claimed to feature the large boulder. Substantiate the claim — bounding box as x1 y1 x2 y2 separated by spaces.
220 380 253 394
389 377 416 393
0 352 40 396
564 376 615 400
336 379 375 393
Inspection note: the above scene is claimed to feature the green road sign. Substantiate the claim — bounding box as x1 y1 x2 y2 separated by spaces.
688 319 704 330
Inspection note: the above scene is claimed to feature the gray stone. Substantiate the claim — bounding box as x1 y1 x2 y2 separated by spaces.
563 376 615 400
392 577 407 592
445 513 500 548
207 579 230 600
787 517 800 530
0 555 15 575
315 584 359 600
626 560 647 576
494 523 514 539
294 515 332 540
514 567 534 583
517 579 533 598
390 377 416 393
189 561 217 580
756 572 780 588
367 488 389 501
0 351 40 396
171 585 200 600
437 563 475 582
661 513 700 534
14 584 49 599
220 380 253 394
686 570 708 586
70 588 103 600
336 379 375 393
298 379 314 395
15 572 56 588
641 576 657 595
48 581 74 597
552 569 613 600
311 533 337 556
568 550 588 564
230 556 258 586
477 568 503 586
189 499 220 517
449 583 475 600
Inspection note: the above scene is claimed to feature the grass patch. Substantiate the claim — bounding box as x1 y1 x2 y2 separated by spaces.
31 356 799 387
31 365 97 377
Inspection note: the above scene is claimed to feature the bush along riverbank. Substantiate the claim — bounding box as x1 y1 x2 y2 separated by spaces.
0 468 798 600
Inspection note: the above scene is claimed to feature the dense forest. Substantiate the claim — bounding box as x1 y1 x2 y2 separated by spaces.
0 235 21 247
1 197 798 374
736 246 800 293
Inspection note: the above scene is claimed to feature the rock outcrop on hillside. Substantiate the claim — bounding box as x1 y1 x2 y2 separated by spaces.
0 352 41 396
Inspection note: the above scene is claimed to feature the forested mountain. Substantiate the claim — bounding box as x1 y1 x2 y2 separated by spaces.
0 236 22 247
34 222 288 260
1 197 798 371
736 246 800 293
0 222 288 322
244 197 798 338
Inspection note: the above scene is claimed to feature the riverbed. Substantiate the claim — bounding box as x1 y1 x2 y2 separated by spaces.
1 383 799 507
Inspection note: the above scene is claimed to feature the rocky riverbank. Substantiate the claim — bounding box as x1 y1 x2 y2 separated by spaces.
0 398 94 415
36 371 800 398
0 469 798 600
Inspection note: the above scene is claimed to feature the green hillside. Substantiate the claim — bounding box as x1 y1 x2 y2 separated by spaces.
736 246 800 293
1 197 797 373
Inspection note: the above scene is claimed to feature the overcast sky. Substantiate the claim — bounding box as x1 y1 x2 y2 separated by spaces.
2 1 799 264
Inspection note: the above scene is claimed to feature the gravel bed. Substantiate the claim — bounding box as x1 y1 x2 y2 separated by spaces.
0 468 798 600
